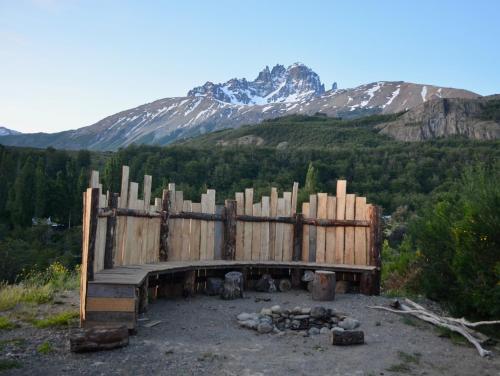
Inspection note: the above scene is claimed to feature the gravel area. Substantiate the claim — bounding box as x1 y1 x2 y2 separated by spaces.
1 291 499 375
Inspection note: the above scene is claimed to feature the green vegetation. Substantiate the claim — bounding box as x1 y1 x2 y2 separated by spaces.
1 114 499 322
0 359 22 371
0 316 16 330
32 310 79 329
36 341 53 354
0 262 79 311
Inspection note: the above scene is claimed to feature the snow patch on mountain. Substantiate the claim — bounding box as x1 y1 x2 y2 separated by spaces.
0 126 21 136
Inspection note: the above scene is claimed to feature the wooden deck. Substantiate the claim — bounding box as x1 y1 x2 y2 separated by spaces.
90 260 378 286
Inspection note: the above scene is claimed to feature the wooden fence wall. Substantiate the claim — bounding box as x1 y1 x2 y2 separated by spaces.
82 166 381 279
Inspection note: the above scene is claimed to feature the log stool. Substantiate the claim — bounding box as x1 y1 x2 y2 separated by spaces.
312 271 336 301
221 271 244 300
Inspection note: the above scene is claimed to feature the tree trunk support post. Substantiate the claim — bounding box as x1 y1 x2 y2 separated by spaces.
104 192 118 269
159 189 171 261
224 199 237 260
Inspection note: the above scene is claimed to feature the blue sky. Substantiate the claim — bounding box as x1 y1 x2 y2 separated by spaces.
1 0 499 133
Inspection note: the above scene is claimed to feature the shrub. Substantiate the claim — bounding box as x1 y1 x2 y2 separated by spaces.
411 164 500 319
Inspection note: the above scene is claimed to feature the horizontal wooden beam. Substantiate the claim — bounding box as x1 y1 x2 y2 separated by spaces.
98 208 370 227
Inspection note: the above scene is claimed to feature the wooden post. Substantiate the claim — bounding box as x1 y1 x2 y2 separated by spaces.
312 271 336 301
367 205 382 295
224 199 237 260
104 193 118 269
159 189 170 261
292 213 303 261
80 187 99 327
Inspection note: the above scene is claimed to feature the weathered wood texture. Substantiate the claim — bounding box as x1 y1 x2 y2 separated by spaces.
70 326 129 352
81 167 382 327
312 271 336 301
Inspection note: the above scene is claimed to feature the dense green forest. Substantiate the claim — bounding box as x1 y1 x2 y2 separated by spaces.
0 114 498 318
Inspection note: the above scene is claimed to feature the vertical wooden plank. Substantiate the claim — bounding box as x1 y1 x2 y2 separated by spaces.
325 196 337 264
119 166 130 209
301 202 310 262
115 166 130 266
172 191 184 261
143 175 152 211
200 193 208 260
214 205 224 260
308 194 317 262
206 189 216 260
90 170 100 188
354 197 367 265
80 187 99 325
344 193 356 264
104 193 118 269
366 204 382 295
316 193 328 263
224 200 237 260
335 180 347 263
282 192 292 261
274 198 285 261
181 200 192 261
291 182 299 216
235 193 244 260
124 182 138 265
190 203 202 261
243 188 253 261
260 197 270 260
251 202 261 261
269 187 278 260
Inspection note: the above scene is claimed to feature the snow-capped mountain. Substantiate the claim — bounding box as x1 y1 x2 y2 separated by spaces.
0 63 480 150
187 63 325 105
0 126 21 136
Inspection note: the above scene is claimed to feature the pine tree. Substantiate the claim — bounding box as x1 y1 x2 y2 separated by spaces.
34 158 46 218
8 157 36 226
304 162 318 194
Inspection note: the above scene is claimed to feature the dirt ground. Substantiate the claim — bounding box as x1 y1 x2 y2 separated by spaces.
1 290 499 376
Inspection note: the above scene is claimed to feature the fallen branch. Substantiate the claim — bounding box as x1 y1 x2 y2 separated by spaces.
368 299 498 357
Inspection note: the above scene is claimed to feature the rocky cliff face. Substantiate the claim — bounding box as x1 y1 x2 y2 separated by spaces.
0 63 483 150
377 97 500 141
187 63 325 104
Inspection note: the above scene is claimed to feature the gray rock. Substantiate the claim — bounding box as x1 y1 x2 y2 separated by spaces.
320 327 330 335
259 315 273 325
331 327 344 333
300 308 311 315
302 270 315 282
260 308 272 316
310 306 328 319
308 327 320 336
237 313 252 321
338 318 360 330
239 320 258 330
205 277 223 296
291 306 302 314
293 315 309 320
271 305 282 314
257 322 274 334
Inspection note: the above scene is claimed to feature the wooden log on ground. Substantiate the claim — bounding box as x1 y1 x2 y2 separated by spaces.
278 278 292 292
221 271 244 300
312 271 336 301
331 330 364 346
70 326 129 352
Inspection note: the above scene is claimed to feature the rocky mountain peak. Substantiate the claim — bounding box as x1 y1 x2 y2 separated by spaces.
0 126 21 136
187 63 326 105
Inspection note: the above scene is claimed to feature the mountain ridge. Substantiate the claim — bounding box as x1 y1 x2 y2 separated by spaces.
0 63 481 150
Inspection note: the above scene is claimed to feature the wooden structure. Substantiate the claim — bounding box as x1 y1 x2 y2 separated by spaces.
80 166 382 330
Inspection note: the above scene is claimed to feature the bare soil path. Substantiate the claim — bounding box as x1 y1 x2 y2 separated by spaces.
1 291 499 375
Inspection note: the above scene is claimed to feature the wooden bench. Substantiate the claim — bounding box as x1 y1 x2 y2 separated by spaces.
80 167 382 331
84 260 378 330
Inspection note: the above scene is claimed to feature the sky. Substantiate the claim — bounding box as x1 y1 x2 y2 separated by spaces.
1 0 499 133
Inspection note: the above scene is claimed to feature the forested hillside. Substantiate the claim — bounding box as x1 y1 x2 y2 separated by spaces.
1 115 499 318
